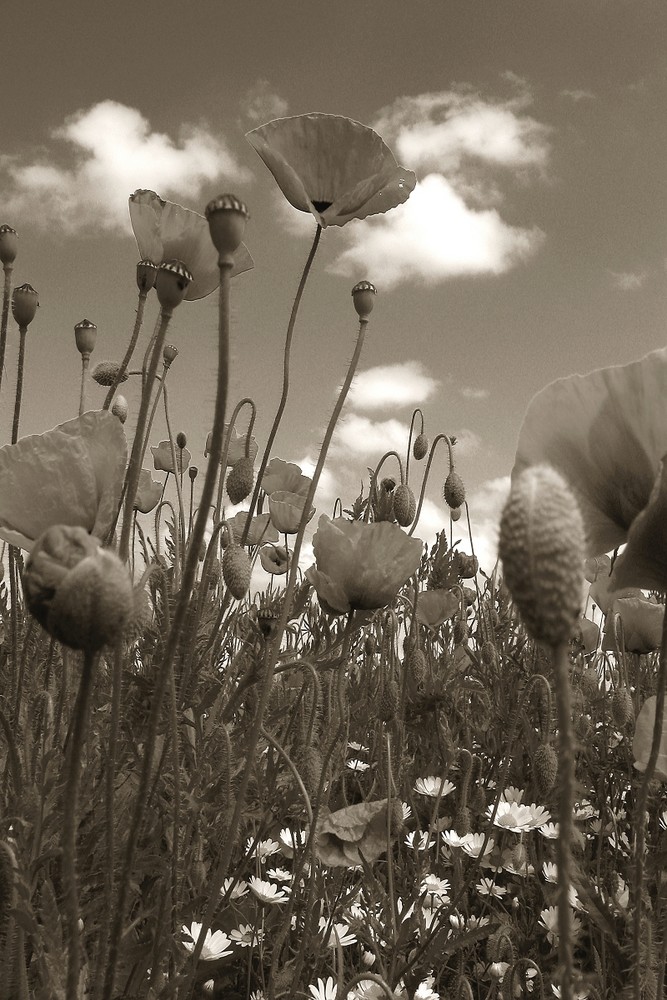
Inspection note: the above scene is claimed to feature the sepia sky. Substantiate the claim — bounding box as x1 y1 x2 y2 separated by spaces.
2 0 667 574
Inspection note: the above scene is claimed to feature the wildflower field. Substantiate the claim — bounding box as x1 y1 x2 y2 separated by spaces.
0 113 666 1000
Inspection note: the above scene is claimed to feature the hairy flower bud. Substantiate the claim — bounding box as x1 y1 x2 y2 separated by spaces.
222 544 251 600
226 456 255 505
443 470 466 509
111 395 128 423
499 465 585 646
393 483 416 527
413 432 429 460
23 525 134 651
92 361 128 387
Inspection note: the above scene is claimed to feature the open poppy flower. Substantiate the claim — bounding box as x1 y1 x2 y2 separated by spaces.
134 469 162 513
0 411 127 550
226 512 279 547
129 190 253 300
511 347 667 593
268 491 316 535
602 596 664 654
633 695 667 780
246 113 416 228
262 458 311 498
151 440 191 475
305 515 423 614
205 424 259 467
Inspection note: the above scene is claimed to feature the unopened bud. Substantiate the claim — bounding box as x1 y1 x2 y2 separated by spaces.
111 395 128 423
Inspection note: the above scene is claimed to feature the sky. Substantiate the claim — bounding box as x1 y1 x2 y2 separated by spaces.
2 0 667 579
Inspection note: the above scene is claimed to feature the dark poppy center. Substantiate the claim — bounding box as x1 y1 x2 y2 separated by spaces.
311 200 333 212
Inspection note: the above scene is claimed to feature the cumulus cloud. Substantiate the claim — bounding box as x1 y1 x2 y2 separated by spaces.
241 80 289 125
460 385 490 400
1 100 250 233
332 174 543 287
609 270 646 291
347 361 439 411
330 82 548 288
466 475 511 576
560 88 596 102
331 414 411 456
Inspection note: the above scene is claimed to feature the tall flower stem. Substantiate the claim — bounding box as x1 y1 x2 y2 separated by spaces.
632 608 667 1000
552 640 574 1000
102 261 233 1000
408 433 456 536
63 649 98 1000
11 325 28 444
240 224 322 544
103 288 148 410
78 352 91 416
118 308 173 562
178 311 370 996
0 263 12 396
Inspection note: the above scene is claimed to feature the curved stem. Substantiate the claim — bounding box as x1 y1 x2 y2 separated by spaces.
63 649 98 999
103 288 148 410
0 263 13 396
11 325 27 444
240 225 322 545
408 433 456 536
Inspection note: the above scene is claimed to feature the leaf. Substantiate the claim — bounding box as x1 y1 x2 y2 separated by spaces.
633 696 667 781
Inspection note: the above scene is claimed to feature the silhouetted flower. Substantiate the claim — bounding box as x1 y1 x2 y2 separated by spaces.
246 113 416 228
305 515 423 614
512 347 667 592
262 457 311 497
0 411 126 550
151 440 191 475
134 469 162 514
129 189 253 300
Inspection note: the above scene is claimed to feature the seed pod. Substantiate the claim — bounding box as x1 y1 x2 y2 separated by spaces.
452 618 468 645
226 456 255 505
378 678 400 722
498 465 585 646
611 686 634 728
393 484 416 527
222 544 251 600
444 470 466 509
205 194 249 260
413 432 429 460
533 743 558 796
407 648 427 686
480 641 498 668
580 667 600 703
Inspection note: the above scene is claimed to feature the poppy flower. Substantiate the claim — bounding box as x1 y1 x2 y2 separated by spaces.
268 490 316 535
246 113 416 228
226 512 279 547
305 515 423 614
602 596 664 654
205 424 258 467
511 347 667 593
633 695 667 780
415 588 459 627
262 457 311 498
134 469 162 514
259 543 289 575
151 440 191 475
0 411 127 550
129 189 253 300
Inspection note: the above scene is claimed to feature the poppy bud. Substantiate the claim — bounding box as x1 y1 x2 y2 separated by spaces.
222 544 251 599
136 258 158 293
155 259 192 310
443 470 466 509
351 280 377 320
163 344 178 366
188 466 198 481
413 432 429 460
92 361 127 387
226 456 254 505
74 318 97 357
205 194 249 262
0 225 18 266
23 525 134 652
176 432 187 450
111 395 128 423
450 506 462 522
393 484 416 527
499 464 585 647
11 283 39 327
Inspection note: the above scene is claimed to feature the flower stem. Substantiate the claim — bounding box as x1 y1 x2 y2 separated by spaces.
11 325 28 444
103 288 148 410
240 224 322 544
0 263 12 397
79 353 90 417
63 649 98 1000
552 640 574 1000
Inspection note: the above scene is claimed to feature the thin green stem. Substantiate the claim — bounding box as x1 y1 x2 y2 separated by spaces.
11 325 27 444
552 641 574 1000
240 224 322 545
79 353 90 417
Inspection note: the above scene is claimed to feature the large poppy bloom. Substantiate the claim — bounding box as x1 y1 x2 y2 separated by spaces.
246 113 416 228
305 515 423 614
602 596 664 654
0 411 127 550
511 347 667 592
129 190 253 300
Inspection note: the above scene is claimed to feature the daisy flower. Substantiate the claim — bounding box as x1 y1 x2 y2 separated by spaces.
181 922 233 960
249 877 289 904
542 862 558 883
247 837 280 860
460 833 494 858
539 905 582 946
500 786 525 804
319 918 357 947
487 801 551 833
476 878 507 898
279 826 307 857
441 829 469 849
266 866 292 882
347 758 371 772
230 924 263 947
348 740 369 752
414 776 455 797
420 874 451 907
309 977 337 1000
220 877 248 900
405 830 436 851
540 822 559 839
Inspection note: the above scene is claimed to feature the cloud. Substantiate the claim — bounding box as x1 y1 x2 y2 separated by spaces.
331 414 411 456
560 88 596 103
466 475 511 576
241 80 289 126
609 270 646 291
347 361 439 411
460 385 490 400
332 174 544 287
1 100 250 233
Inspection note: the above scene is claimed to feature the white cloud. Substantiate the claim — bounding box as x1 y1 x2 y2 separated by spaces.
451 429 482 456
1 100 250 233
331 414 411 456
609 270 646 291
347 361 439 411
466 475 511 576
332 174 544 287
560 89 596 103
460 385 490 400
241 80 289 125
